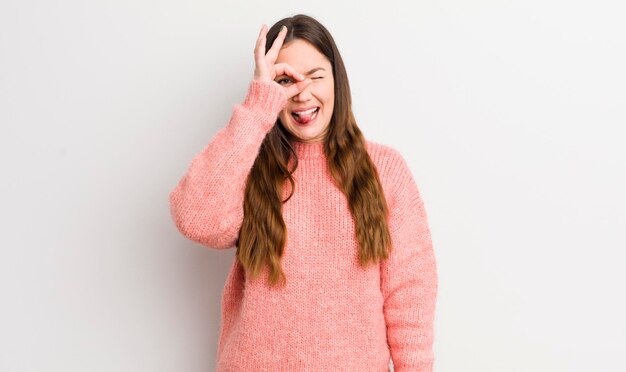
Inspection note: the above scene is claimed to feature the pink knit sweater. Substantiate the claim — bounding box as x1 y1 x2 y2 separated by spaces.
169 80 438 371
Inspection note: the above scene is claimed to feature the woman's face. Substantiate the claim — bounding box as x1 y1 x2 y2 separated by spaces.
275 39 334 144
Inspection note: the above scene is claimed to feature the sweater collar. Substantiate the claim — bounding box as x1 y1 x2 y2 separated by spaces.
291 140 326 160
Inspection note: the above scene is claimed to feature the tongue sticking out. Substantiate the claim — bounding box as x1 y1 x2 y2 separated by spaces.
293 108 318 124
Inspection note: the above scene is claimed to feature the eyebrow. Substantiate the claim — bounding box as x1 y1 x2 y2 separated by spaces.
303 67 325 76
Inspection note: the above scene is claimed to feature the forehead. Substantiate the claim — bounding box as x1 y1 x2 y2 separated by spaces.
276 39 331 70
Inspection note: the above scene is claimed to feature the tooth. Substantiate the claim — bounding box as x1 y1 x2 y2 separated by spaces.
294 107 317 115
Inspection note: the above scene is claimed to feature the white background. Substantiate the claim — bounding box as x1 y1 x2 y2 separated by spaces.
1 1 625 371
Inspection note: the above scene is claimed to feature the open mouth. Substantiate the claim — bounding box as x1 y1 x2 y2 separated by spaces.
291 107 319 125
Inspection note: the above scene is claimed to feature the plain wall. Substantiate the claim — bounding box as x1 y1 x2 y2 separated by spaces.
1 0 624 371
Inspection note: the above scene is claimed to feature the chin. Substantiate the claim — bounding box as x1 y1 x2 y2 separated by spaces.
291 123 328 142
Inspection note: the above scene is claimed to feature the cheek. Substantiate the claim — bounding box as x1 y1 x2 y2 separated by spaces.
322 82 334 103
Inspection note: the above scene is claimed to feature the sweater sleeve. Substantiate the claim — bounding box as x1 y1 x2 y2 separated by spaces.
381 150 438 372
169 80 287 249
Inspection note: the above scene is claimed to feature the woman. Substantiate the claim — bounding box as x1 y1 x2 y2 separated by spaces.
169 14 438 372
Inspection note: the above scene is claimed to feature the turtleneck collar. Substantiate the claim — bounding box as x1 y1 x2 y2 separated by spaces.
291 140 326 160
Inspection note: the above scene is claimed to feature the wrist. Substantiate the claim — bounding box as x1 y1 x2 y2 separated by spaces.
243 80 288 113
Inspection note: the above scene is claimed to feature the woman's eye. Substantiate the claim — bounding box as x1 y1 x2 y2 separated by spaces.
276 78 293 85
276 76 323 85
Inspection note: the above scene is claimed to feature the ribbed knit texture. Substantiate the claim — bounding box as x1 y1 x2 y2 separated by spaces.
169 80 438 372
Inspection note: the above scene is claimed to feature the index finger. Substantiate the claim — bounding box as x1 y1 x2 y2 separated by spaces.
265 25 288 64
254 24 268 75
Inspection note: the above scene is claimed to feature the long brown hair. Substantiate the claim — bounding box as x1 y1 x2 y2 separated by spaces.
236 14 392 287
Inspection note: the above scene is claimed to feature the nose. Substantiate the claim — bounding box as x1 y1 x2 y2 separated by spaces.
293 83 313 102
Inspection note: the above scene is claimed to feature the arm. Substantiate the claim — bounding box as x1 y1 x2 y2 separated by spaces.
169 80 287 249
381 151 439 372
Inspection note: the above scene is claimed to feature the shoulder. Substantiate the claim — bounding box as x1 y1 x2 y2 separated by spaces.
365 139 405 165
365 141 430 237
364 140 416 203
364 140 413 183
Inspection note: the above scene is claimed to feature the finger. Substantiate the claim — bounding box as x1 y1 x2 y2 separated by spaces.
254 24 266 56
265 25 288 64
254 25 268 78
284 78 312 99
273 62 304 82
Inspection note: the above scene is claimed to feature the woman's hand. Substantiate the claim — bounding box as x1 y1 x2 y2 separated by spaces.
253 24 312 99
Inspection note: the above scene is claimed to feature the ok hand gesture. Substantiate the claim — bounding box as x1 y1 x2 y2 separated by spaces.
253 24 312 99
